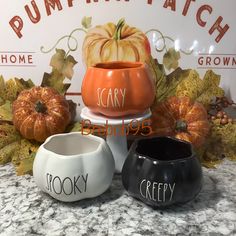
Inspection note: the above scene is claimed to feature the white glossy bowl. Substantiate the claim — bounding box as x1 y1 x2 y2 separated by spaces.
33 132 115 202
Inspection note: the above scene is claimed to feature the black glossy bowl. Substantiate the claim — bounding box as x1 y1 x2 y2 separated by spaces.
122 136 202 208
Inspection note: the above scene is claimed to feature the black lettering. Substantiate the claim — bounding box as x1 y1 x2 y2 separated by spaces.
82 174 88 192
49 174 53 191
62 177 73 195
52 176 62 194
73 176 82 194
46 173 50 190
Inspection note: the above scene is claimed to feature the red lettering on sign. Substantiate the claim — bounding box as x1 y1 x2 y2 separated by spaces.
196 5 212 27
9 16 24 39
44 0 63 16
182 0 195 16
206 57 211 66
0 53 35 66
214 57 220 66
7 0 230 44
232 57 236 66
198 57 203 66
209 17 229 43
68 0 74 7
19 55 26 64
25 0 41 24
86 0 130 2
223 57 230 66
10 55 17 64
197 55 236 68
163 0 176 11
28 55 33 64
1 55 8 63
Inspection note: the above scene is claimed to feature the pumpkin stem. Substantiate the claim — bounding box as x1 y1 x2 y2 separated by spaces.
114 18 125 40
175 120 188 132
35 101 47 113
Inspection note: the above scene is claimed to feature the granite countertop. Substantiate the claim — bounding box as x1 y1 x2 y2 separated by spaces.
0 160 236 236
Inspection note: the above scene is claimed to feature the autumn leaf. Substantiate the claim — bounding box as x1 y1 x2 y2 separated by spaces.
0 101 13 121
163 68 191 100
0 122 21 165
0 101 39 173
41 71 71 95
0 123 21 149
219 121 236 160
67 121 82 133
0 141 19 165
175 70 201 99
163 48 180 71
176 70 224 108
0 76 5 103
14 157 35 176
43 49 77 95
149 57 224 109
0 122 40 174
198 70 224 106
148 57 190 103
62 55 78 79
49 49 77 79
199 120 236 167
0 97 4 106
5 78 24 101
17 78 34 89
50 49 65 72
0 76 34 102
148 57 166 103
82 16 92 29
12 139 39 176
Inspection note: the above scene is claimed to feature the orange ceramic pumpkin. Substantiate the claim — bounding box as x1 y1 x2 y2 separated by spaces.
151 96 210 148
82 19 151 67
81 61 155 117
12 86 71 142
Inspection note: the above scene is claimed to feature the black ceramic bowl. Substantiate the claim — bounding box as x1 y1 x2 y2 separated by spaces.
122 136 202 208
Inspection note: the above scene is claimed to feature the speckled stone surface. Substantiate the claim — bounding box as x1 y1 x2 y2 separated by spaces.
0 160 236 236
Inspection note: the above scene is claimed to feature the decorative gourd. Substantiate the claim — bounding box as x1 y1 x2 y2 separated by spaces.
81 61 155 117
151 96 210 148
33 132 115 202
82 19 151 67
12 86 71 142
122 136 203 208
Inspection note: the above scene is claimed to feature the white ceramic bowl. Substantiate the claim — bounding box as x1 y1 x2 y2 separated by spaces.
33 132 115 202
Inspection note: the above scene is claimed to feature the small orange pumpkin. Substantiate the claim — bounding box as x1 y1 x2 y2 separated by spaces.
12 86 71 142
82 19 151 67
81 61 155 117
151 96 210 148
